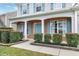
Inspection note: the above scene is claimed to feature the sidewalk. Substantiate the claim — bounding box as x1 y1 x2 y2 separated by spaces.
11 41 79 56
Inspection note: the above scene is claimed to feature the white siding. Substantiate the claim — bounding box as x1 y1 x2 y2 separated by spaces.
53 3 62 10
17 3 74 16
65 3 73 8
44 3 51 12
29 3 34 14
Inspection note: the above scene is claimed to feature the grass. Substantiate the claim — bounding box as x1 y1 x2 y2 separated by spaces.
0 46 51 56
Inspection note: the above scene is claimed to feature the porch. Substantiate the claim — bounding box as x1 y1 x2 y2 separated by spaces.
10 17 72 41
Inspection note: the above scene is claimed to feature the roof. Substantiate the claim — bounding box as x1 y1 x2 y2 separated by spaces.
0 11 17 16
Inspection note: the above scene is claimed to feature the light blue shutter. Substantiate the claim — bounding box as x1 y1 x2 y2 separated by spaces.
33 3 35 13
27 4 29 14
62 3 66 8
42 3 45 11
51 3 53 10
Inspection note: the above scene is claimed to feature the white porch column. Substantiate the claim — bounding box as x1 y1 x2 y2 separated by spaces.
71 11 78 33
24 20 28 40
10 21 12 27
41 19 44 42
74 11 78 33
71 16 74 33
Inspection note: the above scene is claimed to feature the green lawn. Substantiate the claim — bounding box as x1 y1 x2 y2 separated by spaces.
0 46 51 56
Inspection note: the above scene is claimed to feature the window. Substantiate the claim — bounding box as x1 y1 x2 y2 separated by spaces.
36 6 41 12
53 3 62 9
22 4 27 14
36 4 42 12
51 3 53 10
34 3 44 12
51 20 67 35
62 3 66 8
22 4 29 15
23 9 27 14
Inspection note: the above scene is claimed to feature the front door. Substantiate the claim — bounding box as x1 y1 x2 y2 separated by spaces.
34 22 42 33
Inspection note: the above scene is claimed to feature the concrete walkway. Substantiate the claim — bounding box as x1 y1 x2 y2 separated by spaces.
11 41 79 56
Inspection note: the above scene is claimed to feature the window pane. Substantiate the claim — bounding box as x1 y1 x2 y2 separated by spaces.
62 3 66 8
51 3 53 10
35 3 44 12
36 6 41 12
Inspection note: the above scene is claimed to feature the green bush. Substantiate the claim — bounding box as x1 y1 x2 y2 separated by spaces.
10 32 23 43
0 27 13 31
52 34 62 45
44 34 51 43
1 31 10 43
34 33 42 43
0 31 1 42
66 33 79 47
0 31 23 43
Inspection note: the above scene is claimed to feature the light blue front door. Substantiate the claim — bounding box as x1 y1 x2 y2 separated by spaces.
34 23 41 33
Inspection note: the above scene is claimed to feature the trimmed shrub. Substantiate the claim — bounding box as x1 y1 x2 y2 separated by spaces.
44 34 51 43
66 33 79 47
0 31 2 42
34 33 42 43
52 34 62 45
1 31 10 43
0 27 13 31
10 32 23 43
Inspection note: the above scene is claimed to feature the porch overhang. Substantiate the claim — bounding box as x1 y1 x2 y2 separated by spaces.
44 17 71 21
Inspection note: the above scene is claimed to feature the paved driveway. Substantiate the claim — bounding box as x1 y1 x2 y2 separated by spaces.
11 41 79 56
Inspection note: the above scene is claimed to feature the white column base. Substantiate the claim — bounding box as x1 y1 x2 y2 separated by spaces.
23 36 28 40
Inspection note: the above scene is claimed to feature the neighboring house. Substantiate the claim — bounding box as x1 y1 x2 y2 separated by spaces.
0 11 17 27
9 3 79 40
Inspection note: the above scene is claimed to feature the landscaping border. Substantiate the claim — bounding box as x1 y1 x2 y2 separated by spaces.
31 43 79 51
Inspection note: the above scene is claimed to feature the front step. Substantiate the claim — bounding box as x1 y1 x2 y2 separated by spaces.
27 34 34 39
